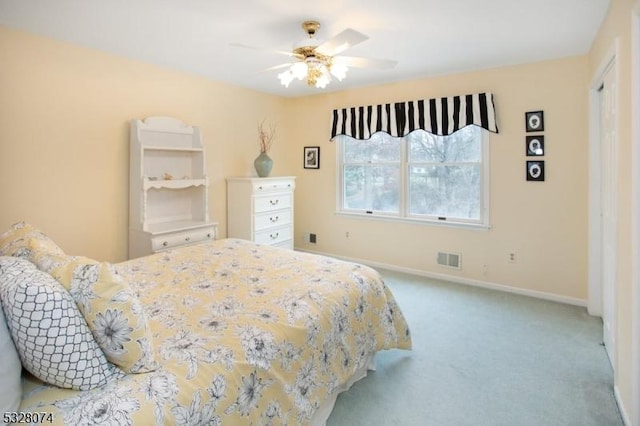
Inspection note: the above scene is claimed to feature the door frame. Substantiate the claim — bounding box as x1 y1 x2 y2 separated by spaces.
631 2 640 424
588 40 619 320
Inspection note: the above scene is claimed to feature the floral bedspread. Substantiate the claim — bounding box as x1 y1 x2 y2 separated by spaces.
19 238 412 425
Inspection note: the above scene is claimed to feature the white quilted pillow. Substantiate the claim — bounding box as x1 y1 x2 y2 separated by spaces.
0 257 123 390
0 300 21 413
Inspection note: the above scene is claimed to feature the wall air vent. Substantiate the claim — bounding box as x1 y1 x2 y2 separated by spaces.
437 251 461 269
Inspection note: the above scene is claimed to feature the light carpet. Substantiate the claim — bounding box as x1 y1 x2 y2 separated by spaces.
327 269 624 426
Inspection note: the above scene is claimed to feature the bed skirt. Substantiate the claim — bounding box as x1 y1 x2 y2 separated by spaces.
310 352 377 426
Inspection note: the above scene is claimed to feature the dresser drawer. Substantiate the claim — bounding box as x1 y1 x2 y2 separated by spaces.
254 193 292 213
152 226 216 251
252 179 295 193
254 226 292 246
254 210 292 231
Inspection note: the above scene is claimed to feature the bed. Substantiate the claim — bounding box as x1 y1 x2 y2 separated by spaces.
0 222 411 425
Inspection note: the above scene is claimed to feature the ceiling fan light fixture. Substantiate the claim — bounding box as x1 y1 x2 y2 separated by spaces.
278 56 349 89
275 20 358 89
277 70 295 87
313 64 327 88
291 61 308 80
235 19 394 90
270 20 392 89
315 71 330 88
330 63 348 81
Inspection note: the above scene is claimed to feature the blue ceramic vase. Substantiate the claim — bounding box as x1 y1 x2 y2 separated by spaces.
254 152 273 177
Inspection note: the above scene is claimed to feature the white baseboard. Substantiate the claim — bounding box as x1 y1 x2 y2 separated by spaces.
615 385 632 426
295 247 587 308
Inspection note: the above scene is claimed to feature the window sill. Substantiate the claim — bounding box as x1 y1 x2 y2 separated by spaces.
335 211 491 231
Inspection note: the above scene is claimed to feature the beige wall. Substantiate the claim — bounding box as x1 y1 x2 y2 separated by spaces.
288 56 590 302
588 0 636 422
0 25 591 301
0 26 287 262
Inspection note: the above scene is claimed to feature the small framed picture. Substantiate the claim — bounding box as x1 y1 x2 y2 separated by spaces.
525 110 544 132
304 146 320 169
526 161 545 181
526 135 545 156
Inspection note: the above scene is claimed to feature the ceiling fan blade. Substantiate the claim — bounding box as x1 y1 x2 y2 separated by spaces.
315 29 368 56
230 43 303 59
333 56 397 69
261 63 294 72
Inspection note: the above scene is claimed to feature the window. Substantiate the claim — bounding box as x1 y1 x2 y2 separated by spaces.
338 126 489 227
342 134 401 213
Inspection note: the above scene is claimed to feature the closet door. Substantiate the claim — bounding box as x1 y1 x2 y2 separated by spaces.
599 61 617 369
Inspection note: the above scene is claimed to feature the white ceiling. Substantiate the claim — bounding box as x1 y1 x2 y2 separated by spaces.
0 0 611 98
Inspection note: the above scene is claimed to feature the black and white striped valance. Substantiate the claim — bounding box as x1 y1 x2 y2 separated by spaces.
330 92 499 140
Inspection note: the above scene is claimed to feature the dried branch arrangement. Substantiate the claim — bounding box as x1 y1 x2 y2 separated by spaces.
258 120 276 154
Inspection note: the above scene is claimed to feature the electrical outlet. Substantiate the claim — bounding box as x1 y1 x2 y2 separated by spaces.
345 231 350 238
310 233 317 244
508 252 517 263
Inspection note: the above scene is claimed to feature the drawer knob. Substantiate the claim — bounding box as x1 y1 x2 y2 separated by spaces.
206 233 212 238
185 236 191 242
269 199 279 206
270 216 279 223
162 241 169 247
270 232 279 240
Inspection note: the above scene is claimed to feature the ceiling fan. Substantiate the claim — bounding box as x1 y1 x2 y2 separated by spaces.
236 21 397 89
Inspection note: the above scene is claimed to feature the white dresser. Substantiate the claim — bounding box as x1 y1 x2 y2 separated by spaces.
226 177 296 249
129 117 218 258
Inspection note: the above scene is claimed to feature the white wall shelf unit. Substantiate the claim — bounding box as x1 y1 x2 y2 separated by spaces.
129 116 217 258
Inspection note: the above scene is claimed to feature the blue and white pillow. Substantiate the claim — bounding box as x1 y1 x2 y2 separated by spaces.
0 257 123 390
0 300 21 413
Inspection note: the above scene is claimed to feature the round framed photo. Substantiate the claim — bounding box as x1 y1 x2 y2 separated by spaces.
526 135 544 156
526 160 545 181
525 110 544 132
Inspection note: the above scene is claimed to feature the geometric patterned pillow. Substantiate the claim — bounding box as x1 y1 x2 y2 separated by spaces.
51 257 157 374
0 256 123 390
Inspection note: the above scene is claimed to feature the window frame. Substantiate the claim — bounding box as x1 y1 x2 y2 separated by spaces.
336 129 491 229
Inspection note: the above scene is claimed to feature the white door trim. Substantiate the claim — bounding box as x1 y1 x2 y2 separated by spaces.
588 40 619 317
630 2 640 424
